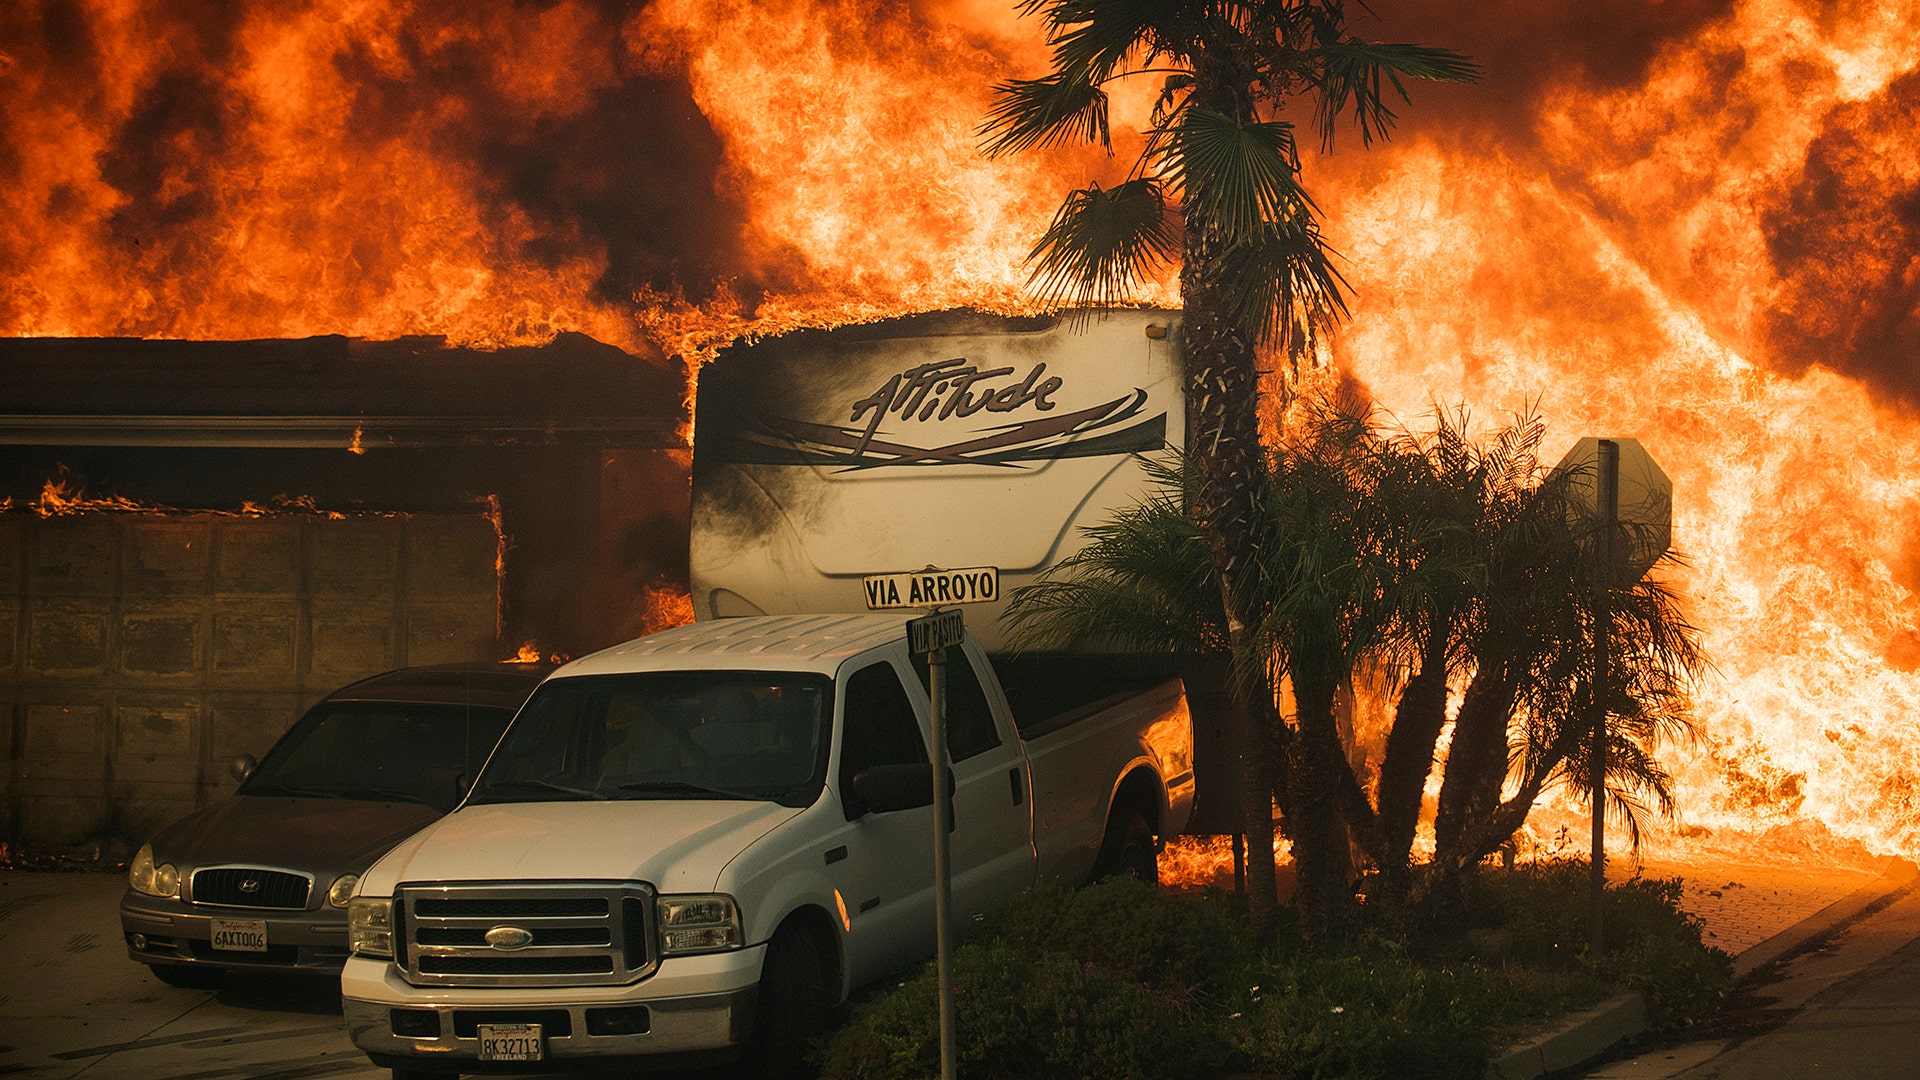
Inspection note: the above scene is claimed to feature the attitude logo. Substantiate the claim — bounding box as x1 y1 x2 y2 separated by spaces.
713 358 1167 470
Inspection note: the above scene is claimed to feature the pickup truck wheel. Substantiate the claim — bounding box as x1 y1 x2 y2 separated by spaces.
148 963 224 989
1093 806 1159 886
751 926 830 1079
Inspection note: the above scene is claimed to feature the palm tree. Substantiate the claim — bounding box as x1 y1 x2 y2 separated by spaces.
1008 405 1708 941
981 0 1477 938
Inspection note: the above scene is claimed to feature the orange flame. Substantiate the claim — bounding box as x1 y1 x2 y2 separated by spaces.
6 1 1920 858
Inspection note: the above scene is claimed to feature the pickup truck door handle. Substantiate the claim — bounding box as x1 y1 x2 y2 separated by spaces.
1009 767 1024 806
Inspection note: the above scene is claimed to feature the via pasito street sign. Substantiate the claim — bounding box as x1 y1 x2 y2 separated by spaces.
906 608 965 655
863 565 999 610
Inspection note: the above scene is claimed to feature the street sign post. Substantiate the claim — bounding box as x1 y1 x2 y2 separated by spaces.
896 581 995 1080
1553 437 1672 954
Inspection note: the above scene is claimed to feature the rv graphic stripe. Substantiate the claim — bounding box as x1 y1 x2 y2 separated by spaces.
709 390 1167 469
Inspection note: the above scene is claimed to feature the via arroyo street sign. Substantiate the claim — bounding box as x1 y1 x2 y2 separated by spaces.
863 566 999 610
1553 437 1672 579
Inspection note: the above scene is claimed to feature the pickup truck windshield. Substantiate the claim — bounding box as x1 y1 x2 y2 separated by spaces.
241 702 513 806
468 671 833 808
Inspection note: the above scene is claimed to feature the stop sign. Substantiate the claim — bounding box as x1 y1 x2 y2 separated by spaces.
1553 437 1672 579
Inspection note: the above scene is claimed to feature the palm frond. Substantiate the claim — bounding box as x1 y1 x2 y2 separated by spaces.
1158 107 1305 237
1215 204 1351 355
1042 0 1196 80
980 73 1112 158
1002 452 1225 654
1026 178 1180 309
1310 41 1481 150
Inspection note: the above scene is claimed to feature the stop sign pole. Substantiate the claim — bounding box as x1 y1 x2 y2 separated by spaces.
1590 440 1618 954
1552 437 1669 955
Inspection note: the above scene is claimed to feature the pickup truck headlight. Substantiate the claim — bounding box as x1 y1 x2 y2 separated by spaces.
348 897 394 958
128 843 179 899
655 894 741 955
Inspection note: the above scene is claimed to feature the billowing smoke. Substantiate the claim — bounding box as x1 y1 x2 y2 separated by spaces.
0 0 769 347
1761 69 1920 411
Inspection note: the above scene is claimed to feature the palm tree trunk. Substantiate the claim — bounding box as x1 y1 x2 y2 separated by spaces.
1287 672 1359 943
1178 75 1278 935
1432 664 1515 863
1180 259 1278 937
1373 623 1453 909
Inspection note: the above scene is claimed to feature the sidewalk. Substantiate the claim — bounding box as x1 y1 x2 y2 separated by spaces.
1492 846 1920 1079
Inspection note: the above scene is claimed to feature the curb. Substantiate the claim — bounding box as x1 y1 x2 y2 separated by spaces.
1489 993 1646 1080
1484 855 1920 1080
1731 855 1919 980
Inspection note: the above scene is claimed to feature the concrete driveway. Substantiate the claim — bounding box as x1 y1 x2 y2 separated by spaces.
0 869 383 1079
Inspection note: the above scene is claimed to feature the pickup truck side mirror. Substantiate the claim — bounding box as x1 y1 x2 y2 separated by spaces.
844 763 949 820
230 754 257 783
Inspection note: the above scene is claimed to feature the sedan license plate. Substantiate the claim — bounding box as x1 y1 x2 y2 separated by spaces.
478 1023 543 1062
208 918 268 952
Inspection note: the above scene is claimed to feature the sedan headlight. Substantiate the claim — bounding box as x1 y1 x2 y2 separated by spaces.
348 897 394 958
128 843 180 899
656 894 742 955
326 874 359 908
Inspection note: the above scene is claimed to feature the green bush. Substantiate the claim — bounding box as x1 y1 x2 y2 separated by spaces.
1228 946 1491 1080
824 943 1231 1080
1474 858 1734 1028
822 880 1246 1080
822 862 1733 1080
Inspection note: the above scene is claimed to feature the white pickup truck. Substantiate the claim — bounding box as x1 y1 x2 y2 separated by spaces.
341 612 1194 1077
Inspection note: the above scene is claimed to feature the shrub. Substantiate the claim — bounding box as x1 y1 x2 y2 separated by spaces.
1472 858 1734 1028
822 879 1247 1080
822 862 1732 1080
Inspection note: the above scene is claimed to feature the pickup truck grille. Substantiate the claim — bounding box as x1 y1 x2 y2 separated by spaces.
396 883 656 988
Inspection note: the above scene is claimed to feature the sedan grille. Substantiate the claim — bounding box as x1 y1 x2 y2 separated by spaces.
191 867 312 910
397 882 655 988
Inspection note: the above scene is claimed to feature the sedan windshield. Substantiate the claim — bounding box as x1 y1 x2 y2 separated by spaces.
242 702 513 807
467 671 832 808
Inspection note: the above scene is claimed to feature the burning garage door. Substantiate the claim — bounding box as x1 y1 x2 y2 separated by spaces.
0 510 501 850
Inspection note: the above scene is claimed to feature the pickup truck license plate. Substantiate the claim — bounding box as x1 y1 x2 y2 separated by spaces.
208 918 268 952
478 1023 543 1062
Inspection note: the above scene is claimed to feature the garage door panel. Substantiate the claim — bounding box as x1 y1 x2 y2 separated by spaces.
409 517 499 598
121 603 207 678
124 520 212 596
310 602 395 679
114 696 198 783
28 598 110 676
213 519 300 595
23 701 107 778
308 520 399 597
210 601 298 679
17 797 107 848
406 601 497 666
0 599 17 674
28 519 115 596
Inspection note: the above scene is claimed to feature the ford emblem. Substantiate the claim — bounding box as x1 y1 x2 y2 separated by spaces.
238 878 260 893
485 925 534 950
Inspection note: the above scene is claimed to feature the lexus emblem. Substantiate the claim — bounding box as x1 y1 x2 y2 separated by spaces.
238 878 260 894
485 925 534 950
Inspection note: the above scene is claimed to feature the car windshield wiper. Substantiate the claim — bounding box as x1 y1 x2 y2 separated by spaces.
243 783 346 799
616 780 766 801
475 778 606 801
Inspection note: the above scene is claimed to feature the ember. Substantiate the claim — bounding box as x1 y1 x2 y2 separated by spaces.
5 0 1917 854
